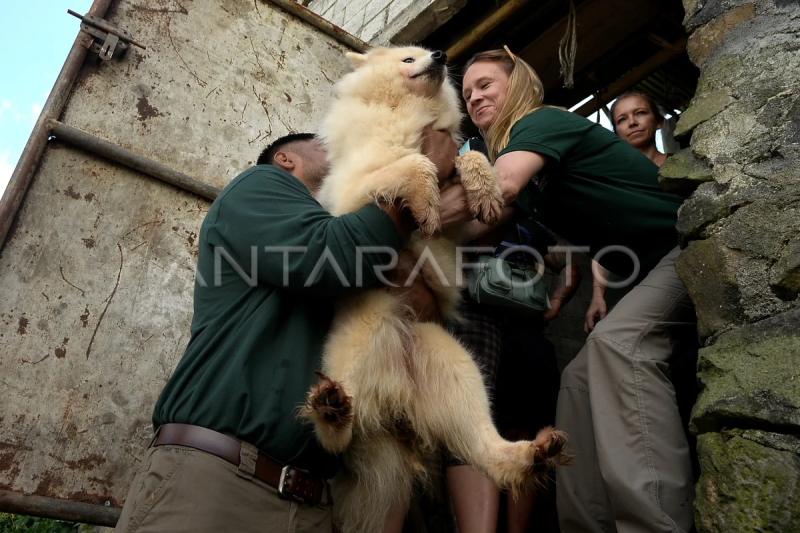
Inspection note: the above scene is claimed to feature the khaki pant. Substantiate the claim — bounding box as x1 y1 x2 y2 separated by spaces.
556 247 696 533
114 445 333 533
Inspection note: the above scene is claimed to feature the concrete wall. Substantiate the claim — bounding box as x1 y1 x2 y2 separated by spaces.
308 0 466 45
663 0 800 530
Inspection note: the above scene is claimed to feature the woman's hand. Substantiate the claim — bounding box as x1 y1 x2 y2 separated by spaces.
584 294 607 334
421 126 459 184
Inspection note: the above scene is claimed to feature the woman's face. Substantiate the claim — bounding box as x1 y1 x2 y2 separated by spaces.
462 61 511 130
613 96 663 149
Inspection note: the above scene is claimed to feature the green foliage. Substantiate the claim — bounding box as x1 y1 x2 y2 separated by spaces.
0 513 80 533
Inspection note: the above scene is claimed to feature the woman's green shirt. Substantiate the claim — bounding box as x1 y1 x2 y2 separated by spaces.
499 107 683 281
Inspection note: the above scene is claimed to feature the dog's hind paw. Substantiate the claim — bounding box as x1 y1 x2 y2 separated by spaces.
299 372 355 453
532 426 573 470
302 371 353 428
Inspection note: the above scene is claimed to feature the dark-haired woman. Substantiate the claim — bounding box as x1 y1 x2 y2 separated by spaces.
585 92 669 333
611 92 667 165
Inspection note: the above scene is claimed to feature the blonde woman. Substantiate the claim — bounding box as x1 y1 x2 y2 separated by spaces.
442 49 697 533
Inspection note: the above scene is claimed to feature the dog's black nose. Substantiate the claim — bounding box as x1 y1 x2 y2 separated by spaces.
431 50 447 65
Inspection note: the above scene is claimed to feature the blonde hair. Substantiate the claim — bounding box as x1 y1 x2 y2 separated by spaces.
464 49 548 161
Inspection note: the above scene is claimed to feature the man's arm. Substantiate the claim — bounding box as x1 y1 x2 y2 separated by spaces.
208 170 404 296
542 239 581 323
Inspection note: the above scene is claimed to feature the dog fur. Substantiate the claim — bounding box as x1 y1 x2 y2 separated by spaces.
300 47 569 533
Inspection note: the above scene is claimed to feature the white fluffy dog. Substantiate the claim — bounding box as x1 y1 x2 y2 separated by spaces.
300 46 569 532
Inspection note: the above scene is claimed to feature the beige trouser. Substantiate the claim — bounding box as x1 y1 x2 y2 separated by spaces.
114 445 333 533
556 247 696 533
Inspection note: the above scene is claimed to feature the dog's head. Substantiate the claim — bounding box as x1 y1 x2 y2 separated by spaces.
341 46 450 101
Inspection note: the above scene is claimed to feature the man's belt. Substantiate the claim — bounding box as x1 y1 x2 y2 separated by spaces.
154 423 329 505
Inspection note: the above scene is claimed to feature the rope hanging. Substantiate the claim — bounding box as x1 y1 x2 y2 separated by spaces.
558 0 578 89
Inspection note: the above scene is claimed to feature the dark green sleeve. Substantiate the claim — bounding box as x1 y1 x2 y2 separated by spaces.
206 167 403 295
498 108 585 162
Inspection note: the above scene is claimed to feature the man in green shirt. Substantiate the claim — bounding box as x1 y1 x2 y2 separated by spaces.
113 131 457 533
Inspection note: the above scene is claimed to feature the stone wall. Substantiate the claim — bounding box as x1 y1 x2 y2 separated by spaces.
663 1 800 530
307 0 465 45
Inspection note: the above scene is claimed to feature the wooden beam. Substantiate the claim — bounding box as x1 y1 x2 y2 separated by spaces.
518 0 679 96
573 37 686 117
446 0 532 61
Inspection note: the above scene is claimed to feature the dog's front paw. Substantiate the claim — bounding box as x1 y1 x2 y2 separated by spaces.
407 154 442 238
303 371 353 429
465 186 503 226
416 207 442 239
456 151 504 226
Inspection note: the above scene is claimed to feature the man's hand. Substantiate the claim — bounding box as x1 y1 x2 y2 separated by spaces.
584 294 607 334
385 250 441 323
421 125 458 184
439 184 474 229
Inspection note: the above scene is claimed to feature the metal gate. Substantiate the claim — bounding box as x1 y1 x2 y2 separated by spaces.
0 0 365 525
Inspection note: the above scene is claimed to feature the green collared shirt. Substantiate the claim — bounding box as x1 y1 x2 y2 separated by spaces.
499 108 683 281
153 165 402 478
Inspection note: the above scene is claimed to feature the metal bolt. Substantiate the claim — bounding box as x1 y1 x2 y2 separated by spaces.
104 501 111 507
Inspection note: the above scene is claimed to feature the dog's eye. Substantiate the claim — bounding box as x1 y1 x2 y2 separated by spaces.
402 58 415 64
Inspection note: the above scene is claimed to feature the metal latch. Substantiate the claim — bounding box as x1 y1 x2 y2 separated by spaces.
67 9 146 61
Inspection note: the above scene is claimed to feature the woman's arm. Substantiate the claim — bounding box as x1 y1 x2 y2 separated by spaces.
542 239 582 323
494 150 549 205
584 259 610 334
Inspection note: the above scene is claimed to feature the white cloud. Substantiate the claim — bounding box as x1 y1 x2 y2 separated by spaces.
0 99 23 122
0 99 11 120
32 103 42 120
44 72 52 81
0 151 15 196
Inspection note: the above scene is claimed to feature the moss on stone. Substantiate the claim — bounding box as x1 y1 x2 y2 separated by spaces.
771 236 800 300
676 90 737 138
691 309 800 434
695 430 800 533
722 202 800 261
658 148 714 196
676 236 746 340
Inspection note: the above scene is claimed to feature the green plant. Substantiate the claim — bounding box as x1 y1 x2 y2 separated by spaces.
0 513 80 533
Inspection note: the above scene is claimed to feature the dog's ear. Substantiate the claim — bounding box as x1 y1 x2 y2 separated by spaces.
345 52 368 69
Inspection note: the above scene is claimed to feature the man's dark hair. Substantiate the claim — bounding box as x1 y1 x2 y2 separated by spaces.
256 133 317 166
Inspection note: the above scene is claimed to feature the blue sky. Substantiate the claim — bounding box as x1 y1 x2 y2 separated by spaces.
0 0 93 192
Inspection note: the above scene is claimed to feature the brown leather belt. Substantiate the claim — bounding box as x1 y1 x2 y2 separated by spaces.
154 423 329 505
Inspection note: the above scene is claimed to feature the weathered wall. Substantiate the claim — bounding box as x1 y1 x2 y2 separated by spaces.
308 0 466 45
665 0 800 530
0 0 353 506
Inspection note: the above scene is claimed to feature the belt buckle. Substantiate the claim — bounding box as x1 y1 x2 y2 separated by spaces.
278 465 311 503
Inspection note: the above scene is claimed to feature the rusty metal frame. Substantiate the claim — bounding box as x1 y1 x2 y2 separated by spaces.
0 490 120 527
49 120 222 201
265 0 371 53
0 0 114 251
